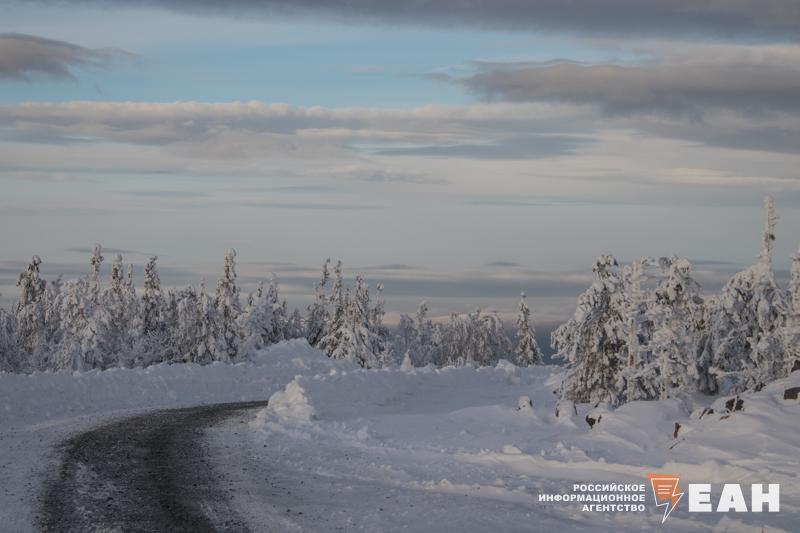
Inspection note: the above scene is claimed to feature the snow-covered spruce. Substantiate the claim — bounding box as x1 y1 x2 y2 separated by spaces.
552 254 628 405
514 292 543 367
703 197 790 394
617 257 706 402
785 245 800 374
305 258 330 346
318 272 387 368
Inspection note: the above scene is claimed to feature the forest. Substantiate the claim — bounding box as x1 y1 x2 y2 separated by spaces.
1 196 797 407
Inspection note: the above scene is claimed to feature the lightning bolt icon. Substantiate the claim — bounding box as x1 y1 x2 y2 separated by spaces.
647 473 684 523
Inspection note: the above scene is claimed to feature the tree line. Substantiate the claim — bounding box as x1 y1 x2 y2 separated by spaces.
554 197 799 406
1 196 797 406
0 248 542 374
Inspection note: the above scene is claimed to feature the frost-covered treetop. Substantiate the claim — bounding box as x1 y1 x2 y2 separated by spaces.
760 195 776 267
90 244 104 280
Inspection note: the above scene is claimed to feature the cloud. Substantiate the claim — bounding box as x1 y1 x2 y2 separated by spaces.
446 46 800 116
0 33 133 82
272 185 346 193
362 263 417 271
374 134 590 159
0 169 95 183
469 196 619 207
0 205 153 216
26 1 800 40
2 86 795 161
487 261 521 268
0 100 798 200
121 190 207 199
0 100 569 144
356 170 447 184
244 201 382 210
0 101 593 163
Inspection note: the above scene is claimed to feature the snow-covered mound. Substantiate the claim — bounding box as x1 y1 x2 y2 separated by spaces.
249 362 800 532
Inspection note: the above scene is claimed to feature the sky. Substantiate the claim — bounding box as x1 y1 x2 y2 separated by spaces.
1 0 799 338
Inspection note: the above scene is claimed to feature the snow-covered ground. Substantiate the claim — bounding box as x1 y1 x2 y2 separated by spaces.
233 348 799 532
2 340 798 531
0 339 346 531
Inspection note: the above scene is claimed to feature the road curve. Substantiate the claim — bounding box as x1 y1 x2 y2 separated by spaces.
39 400 268 533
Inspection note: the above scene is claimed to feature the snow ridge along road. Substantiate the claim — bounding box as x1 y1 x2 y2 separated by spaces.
39 400 268 533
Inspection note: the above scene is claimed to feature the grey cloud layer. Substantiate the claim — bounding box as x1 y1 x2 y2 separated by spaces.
0 33 132 81
430 45 800 154
0 101 590 159
1 98 798 177
374 134 591 160
454 58 800 116
30 1 800 40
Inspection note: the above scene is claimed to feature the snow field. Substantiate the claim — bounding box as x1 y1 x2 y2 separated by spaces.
246 354 800 531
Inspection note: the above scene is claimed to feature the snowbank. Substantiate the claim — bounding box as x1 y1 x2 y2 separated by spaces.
249 361 800 531
0 339 354 430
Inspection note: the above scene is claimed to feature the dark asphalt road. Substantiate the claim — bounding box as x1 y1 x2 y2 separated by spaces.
39 401 269 533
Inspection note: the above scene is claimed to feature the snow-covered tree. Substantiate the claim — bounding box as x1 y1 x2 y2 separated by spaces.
392 300 439 367
785 245 800 374
319 261 346 354
351 275 386 367
80 244 107 368
706 196 789 393
437 308 512 367
95 254 130 364
40 275 63 354
141 256 164 347
286 308 305 339
43 246 109 371
371 283 386 329
120 264 143 365
393 313 418 364
110 254 124 293
266 276 286 344
649 257 705 398
0 307 18 372
239 282 276 355
14 255 47 365
477 310 513 365
615 257 707 402
414 301 438 365
89 244 103 284
215 249 242 362
170 286 201 362
514 292 543 367
318 285 354 360
52 276 91 371
318 268 386 368
306 258 330 346
553 255 628 405
195 280 221 364
616 258 660 403
106 254 141 361
161 290 180 361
